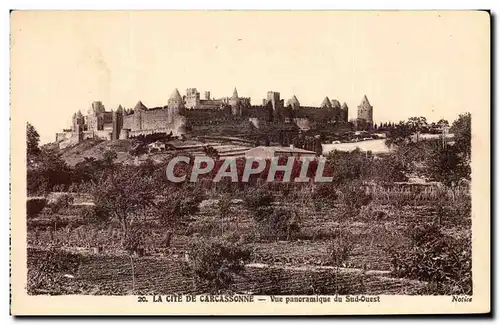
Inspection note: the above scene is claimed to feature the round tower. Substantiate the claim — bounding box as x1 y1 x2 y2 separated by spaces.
320 96 332 109
286 95 300 110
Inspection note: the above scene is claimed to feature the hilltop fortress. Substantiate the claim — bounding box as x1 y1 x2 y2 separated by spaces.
56 88 374 148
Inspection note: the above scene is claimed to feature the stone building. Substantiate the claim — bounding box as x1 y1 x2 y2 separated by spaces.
357 95 373 123
263 91 284 111
56 87 367 148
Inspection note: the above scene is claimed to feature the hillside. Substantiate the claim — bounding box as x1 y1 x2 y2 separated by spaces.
59 138 253 166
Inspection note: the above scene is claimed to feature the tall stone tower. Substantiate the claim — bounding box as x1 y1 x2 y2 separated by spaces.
112 105 124 140
320 96 332 109
266 91 282 111
72 110 84 132
168 88 185 122
357 95 373 123
229 88 240 107
185 88 200 109
133 101 147 130
229 88 241 116
331 99 341 121
341 102 349 122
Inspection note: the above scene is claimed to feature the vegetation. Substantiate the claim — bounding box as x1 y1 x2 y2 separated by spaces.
25 113 472 295
185 238 251 293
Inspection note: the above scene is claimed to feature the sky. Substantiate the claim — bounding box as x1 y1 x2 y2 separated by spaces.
11 11 489 144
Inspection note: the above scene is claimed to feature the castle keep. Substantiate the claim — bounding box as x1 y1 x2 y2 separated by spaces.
56 87 374 148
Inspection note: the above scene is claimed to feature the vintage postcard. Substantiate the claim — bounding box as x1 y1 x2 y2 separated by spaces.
10 10 490 315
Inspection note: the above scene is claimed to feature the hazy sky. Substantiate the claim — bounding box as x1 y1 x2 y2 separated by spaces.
11 11 489 143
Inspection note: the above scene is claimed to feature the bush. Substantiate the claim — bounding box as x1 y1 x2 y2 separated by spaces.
27 198 47 219
386 222 472 295
312 183 338 209
79 205 109 224
255 208 300 241
325 230 356 266
185 238 251 293
48 194 74 214
27 248 87 295
243 187 274 211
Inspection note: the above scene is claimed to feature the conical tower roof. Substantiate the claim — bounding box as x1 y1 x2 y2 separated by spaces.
360 95 371 107
320 96 332 108
117 104 124 112
331 99 341 109
169 88 183 102
341 102 348 110
232 87 239 99
134 101 147 110
286 95 300 107
76 110 83 118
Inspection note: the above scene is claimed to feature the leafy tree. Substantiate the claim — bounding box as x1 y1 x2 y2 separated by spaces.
27 147 72 194
385 121 412 146
437 119 449 128
27 122 40 157
91 166 156 234
154 191 201 230
407 116 428 141
326 149 369 184
387 222 471 295
425 145 470 186
450 113 471 159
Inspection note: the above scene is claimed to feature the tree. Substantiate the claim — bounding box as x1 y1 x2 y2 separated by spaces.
425 145 470 186
450 113 471 159
92 166 156 234
407 116 428 141
27 122 41 157
437 119 449 128
27 147 72 194
154 190 201 232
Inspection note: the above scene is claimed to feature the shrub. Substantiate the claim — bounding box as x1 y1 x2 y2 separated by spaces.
27 198 47 219
185 238 251 293
312 183 338 209
255 208 300 241
48 194 74 214
386 222 472 295
27 248 87 295
243 187 274 219
78 205 109 224
325 230 356 266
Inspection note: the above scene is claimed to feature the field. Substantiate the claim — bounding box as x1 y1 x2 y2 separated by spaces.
27 184 471 296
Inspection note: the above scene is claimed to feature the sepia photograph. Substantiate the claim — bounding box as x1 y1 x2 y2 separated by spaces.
10 10 490 315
